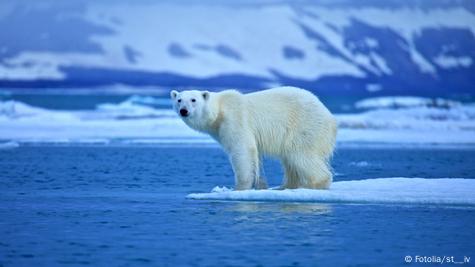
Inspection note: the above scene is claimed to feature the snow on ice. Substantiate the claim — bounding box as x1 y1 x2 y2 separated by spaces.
187 178 475 206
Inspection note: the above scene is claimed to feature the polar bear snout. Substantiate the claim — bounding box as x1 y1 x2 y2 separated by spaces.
180 108 189 117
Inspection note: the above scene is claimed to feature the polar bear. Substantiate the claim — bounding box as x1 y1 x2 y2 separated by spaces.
170 87 337 190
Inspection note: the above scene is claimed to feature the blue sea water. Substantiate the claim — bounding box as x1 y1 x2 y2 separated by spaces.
1 145 474 266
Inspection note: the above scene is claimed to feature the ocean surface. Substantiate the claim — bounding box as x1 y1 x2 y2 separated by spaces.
1 145 474 266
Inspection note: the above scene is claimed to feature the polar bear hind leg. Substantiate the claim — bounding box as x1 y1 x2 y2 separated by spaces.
282 154 332 189
282 158 300 189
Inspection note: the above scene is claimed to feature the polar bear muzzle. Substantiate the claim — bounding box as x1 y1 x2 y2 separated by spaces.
180 108 189 117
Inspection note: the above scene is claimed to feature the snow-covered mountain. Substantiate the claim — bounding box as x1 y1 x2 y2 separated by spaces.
1 0 474 96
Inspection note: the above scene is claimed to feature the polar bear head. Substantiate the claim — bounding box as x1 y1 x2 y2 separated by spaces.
170 90 211 128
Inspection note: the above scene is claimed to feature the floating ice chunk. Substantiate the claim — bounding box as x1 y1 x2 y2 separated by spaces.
355 97 461 110
0 100 77 121
211 186 233 193
125 95 171 106
187 178 475 206
349 161 370 167
0 100 48 118
91 95 176 120
0 141 20 149
338 100 475 132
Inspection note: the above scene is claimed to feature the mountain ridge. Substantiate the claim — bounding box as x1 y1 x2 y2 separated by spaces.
0 1 474 96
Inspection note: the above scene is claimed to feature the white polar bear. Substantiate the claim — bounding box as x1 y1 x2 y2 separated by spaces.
170 87 337 190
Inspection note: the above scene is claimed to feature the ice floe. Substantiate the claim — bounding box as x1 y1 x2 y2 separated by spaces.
187 178 475 206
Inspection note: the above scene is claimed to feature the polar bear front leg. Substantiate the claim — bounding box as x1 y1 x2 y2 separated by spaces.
228 146 259 190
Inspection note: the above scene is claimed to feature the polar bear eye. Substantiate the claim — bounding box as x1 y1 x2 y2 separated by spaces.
177 99 182 103
191 99 196 102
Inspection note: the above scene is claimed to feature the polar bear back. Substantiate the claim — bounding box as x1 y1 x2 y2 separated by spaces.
242 87 336 157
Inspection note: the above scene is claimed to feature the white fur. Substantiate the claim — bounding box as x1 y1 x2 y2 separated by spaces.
171 86 337 190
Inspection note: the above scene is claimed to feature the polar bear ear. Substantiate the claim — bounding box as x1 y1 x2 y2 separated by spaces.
170 90 179 99
202 91 210 101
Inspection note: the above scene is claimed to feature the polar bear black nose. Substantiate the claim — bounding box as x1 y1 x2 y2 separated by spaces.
180 109 188 117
